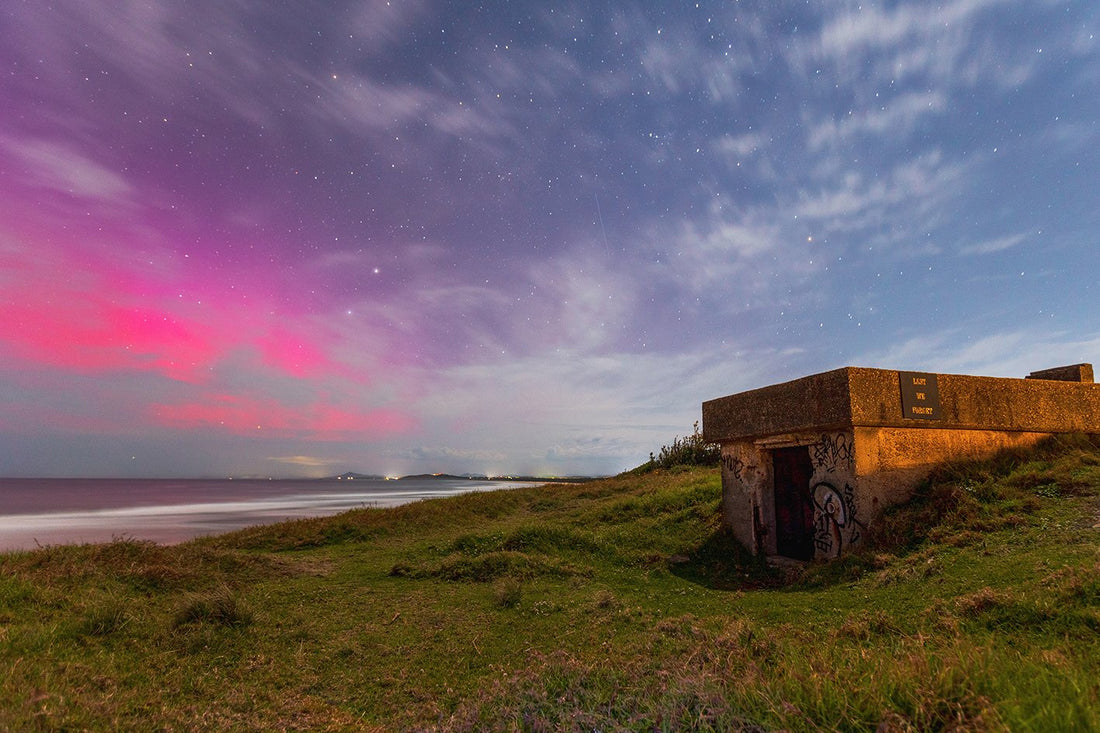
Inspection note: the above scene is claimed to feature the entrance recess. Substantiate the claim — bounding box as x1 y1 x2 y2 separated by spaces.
772 445 815 560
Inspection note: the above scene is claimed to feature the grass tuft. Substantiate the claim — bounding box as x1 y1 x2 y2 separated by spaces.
954 586 1012 617
172 584 252 629
432 550 588 582
493 577 522 609
72 595 131 637
835 609 902 640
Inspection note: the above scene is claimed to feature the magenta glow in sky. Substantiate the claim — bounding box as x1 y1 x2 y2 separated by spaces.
2 2 1098 477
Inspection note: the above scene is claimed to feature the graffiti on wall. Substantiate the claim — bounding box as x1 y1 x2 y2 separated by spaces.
811 432 854 474
721 454 745 482
811 481 865 558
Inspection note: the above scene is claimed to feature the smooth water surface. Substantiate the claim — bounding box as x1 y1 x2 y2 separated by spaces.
0 477 532 551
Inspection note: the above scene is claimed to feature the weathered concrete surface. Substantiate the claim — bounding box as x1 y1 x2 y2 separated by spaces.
848 369 1100 432
853 427 1056 508
702 368 853 443
1027 363 1094 382
703 366 1100 441
853 427 1057 473
718 440 774 555
718 429 860 559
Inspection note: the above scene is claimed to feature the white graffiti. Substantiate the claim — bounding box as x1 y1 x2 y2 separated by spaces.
812 481 863 558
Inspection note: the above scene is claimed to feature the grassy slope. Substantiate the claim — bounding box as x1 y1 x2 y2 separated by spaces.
1 436 1098 732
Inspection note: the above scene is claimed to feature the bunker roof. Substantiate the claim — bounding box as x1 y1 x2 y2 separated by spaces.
702 364 1100 444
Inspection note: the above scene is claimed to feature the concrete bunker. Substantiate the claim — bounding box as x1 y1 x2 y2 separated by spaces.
701 364 1100 561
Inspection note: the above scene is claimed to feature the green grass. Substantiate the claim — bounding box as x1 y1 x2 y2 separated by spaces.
2 435 1099 731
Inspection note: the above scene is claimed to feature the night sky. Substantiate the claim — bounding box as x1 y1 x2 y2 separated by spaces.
2 1 1098 478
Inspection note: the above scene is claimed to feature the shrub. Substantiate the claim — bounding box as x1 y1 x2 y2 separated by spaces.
641 421 720 472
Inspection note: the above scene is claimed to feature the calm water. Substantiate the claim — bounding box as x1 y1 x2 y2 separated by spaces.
0 477 534 551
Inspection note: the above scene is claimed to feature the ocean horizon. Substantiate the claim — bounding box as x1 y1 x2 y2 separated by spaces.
0 476 538 552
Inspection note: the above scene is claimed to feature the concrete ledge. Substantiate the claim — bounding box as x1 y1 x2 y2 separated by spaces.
702 368 853 443
1026 364 1094 383
703 366 1100 442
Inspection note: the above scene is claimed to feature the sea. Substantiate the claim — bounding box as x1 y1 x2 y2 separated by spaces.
0 477 537 552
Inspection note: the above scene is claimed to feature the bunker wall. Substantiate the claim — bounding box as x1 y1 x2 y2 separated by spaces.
706 364 1100 561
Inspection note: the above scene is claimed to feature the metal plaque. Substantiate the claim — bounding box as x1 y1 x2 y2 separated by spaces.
899 371 941 420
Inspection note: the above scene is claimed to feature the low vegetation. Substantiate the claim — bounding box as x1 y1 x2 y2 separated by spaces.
2 435 1099 731
635 420 721 473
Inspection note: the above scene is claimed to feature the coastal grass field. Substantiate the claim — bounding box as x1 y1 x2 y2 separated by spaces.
2 435 1099 731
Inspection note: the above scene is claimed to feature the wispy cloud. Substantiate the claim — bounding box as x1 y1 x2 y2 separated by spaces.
811 0 1008 72
959 232 1029 256
390 445 508 465
2 137 131 203
806 91 947 151
714 132 767 159
851 326 1100 379
794 150 966 237
346 1 433 54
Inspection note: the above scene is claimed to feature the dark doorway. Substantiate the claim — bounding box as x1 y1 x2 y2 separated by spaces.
772 446 815 560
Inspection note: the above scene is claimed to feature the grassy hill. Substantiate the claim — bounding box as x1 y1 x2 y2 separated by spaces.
2 435 1099 731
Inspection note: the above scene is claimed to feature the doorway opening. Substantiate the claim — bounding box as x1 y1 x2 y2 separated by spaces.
772 445 815 560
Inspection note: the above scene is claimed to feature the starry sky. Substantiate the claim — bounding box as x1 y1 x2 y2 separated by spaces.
1 1 1098 478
